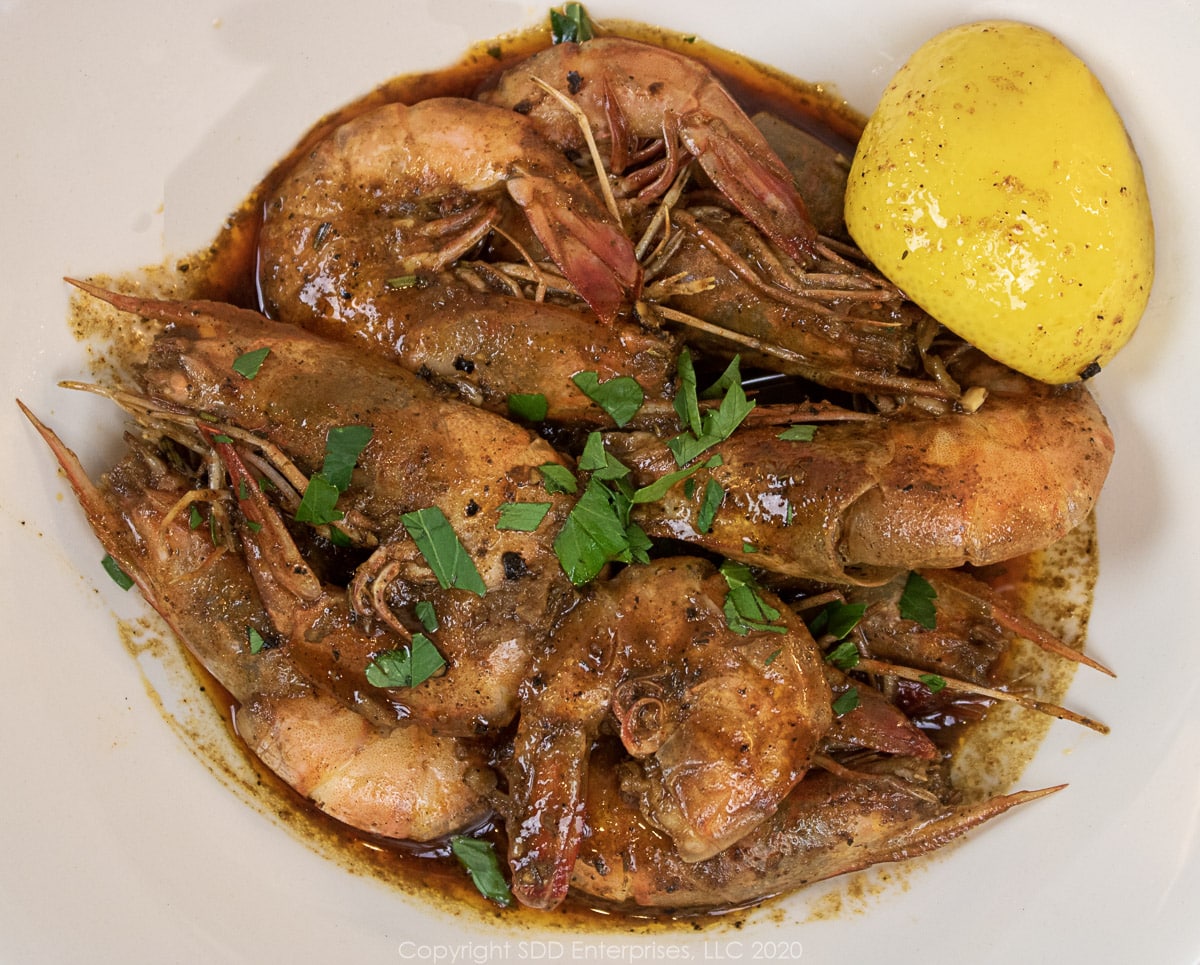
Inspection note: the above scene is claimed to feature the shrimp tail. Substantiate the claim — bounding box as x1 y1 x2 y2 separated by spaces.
506 724 590 910
677 111 819 262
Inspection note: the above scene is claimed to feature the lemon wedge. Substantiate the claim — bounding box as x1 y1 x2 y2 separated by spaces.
844 21 1153 383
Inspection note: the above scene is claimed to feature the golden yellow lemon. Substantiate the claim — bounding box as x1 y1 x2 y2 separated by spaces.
844 20 1153 383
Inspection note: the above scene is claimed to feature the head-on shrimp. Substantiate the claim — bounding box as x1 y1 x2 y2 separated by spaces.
605 351 1113 584
21 404 494 842
483 39 958 407
481 36 818 264
70 282 578 736
570 739 1061 911
503 556 832 910
257 96 640 327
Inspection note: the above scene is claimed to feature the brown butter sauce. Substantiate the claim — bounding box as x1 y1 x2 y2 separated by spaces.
86 14 1098 934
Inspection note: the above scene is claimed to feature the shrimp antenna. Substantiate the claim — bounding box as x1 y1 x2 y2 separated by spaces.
853 657 1110 735
530 75 625 228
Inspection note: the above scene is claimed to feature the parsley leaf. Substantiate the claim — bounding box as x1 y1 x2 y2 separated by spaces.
572 371 644 427
507 393 549 422
719 560 786 636
294 475 343 525
247 626 267 654
365 634 447 688
809 600 866 641
231 346 270 379
672 348 703 434
553 477 640 585
450 836 513 907
899 571 938 628
696 478 724 533
401 507 487 596
832 687 860 716
497 502 552 532
294 424 373 525
777 424 817 442
920 672 948 694
824 639 860 670
320 425 373 492
630 453 721 505
667 355 754 466
549 1 594 44
414 600 439 634
101 554 133 590
538 462 578 495
578 432 631 480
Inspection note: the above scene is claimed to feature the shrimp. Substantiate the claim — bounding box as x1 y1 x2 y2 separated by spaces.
503 557 832 910
605 352 1114 584
257 96 641 326
20 404 493 841
647 206 954 402
68 281 578 736
269 270 680 423
235 693 493 841
481 37 819 263
570 739 1062 911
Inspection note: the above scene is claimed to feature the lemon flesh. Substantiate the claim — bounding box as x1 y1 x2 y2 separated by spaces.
844 21 1153 383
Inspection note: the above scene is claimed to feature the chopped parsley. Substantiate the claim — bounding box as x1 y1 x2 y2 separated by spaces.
364 634 446 688
294 424 373 526
507 392 549 422
247 626 267 654
899 571 938 628
809 600 866 641
572 371 644 427
550 2 594 43
497 501 552 532
294 476 343 526
450 835 513 907
231 346 270 379
777 424 817 442
696 478 725 533
824 639 860 670
629 453 722 505
832 687 860 716
719 560 786 636
667 352 755 466
537 462 578 494
401 507 487 597
552 476 650 586
414 600 439 634
101 554 133 590
578 431 631 480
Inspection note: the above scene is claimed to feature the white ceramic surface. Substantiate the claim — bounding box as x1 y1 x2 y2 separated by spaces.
2 2 1197 963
